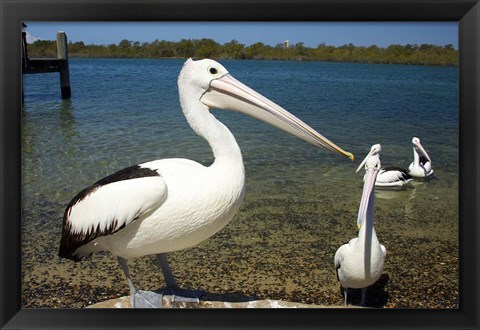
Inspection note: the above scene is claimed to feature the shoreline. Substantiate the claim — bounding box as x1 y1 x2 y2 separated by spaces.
31 55 458 68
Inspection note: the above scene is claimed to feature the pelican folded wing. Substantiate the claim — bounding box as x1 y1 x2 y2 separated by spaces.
59 165 167 260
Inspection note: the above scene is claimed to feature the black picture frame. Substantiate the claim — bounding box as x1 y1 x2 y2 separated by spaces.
1 0 479 329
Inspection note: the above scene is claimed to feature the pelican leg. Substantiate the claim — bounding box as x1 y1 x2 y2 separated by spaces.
155 253 202 303
343 288 348 306
117 257 163 308
157 253 177 287
360 288 367 306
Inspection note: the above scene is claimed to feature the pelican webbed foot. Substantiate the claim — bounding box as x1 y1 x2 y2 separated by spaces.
117 256 165 308
131 290 164 308
156 253 204 304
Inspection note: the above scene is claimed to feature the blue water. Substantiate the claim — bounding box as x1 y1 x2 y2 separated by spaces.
21 59 458 308
22 59 458 198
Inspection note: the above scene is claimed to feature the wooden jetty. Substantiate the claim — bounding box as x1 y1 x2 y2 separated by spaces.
22 31 71 99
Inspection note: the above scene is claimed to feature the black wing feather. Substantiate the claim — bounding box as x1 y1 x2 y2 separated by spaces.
59 164 161 261
380 167 412 182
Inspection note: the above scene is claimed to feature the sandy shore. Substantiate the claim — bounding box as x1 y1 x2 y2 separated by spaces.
22 168 458 309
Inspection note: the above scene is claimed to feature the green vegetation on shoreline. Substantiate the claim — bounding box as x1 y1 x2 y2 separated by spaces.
27 38 458 66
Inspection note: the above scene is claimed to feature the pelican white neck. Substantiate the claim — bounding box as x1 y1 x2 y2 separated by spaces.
177 59 242 163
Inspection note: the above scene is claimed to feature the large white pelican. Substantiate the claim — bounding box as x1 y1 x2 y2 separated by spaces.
408 137 433 178
359 144 413 188
59 58 354 308
335 146 387 306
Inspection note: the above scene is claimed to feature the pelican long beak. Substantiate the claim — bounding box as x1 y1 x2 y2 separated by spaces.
413 140 432 163
356 144 381 172
357 166 378 229
200 73 354 161
356 149 379 172
356 151 372 173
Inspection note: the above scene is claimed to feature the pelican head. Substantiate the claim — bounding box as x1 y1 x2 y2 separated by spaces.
412 137 431 163
179 58 354 161
356 143 381 172
357 147 381 228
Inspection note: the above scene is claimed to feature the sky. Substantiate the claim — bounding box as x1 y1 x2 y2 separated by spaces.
24 22 458 49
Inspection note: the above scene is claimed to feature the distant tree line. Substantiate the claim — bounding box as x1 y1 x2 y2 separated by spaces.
26 38 458 66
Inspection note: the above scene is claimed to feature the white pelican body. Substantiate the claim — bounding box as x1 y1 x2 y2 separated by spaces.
375 167 412 188
336 148 387 305
60 58 353 307
72 157 245 260
408 137 433 178
359 144 414 188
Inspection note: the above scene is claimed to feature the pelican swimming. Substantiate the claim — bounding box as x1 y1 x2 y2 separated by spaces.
335 146 387 306
362 137 432 187
59 58 354 308
357 143 412 188
408 137 433 178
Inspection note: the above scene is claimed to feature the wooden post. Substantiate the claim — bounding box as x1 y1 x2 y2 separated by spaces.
56 31 71 99
22 31 28 102
22 32 28 69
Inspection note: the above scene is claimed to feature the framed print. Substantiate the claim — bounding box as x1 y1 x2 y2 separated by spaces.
1 0 479 329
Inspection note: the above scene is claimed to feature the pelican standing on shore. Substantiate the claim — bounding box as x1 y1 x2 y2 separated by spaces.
59 58 354 308
334 145 387 306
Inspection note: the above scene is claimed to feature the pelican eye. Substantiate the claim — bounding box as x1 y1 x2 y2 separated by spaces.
209 67 218 75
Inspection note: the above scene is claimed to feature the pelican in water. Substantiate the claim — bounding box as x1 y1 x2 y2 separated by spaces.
335 146 387 306
408 137 433 178
59 58 354 308
359 144 413 188
362 137 432 188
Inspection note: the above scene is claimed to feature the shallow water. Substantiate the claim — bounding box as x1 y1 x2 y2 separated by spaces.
22 59 458 308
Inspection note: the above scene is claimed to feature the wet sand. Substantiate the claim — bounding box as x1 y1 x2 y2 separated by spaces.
21 164 458 309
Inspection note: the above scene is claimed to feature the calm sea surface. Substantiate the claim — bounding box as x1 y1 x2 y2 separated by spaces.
22 59 458 308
